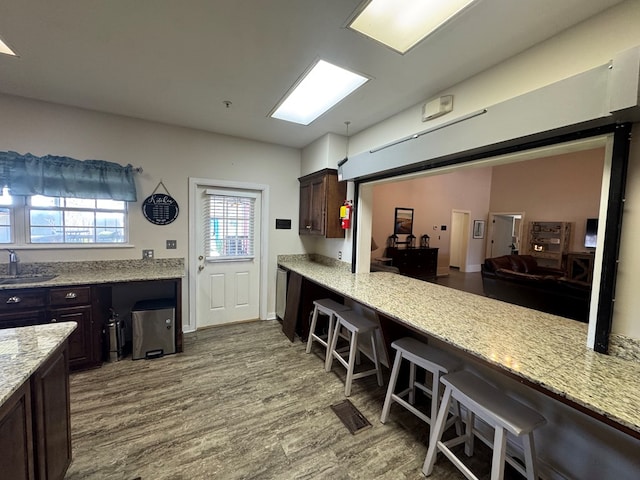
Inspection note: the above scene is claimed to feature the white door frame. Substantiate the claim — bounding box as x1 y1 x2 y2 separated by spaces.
188 177 269 332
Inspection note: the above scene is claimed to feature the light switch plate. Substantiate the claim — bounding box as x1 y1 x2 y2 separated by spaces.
166 240 177 249
142 249 154 259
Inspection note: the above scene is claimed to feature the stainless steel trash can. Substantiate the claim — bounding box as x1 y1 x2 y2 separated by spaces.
131 299 176 360
106 312 125 362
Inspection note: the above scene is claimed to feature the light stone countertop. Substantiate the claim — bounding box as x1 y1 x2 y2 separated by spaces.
0 259 185 290
0 322 77 406
278 257 640 437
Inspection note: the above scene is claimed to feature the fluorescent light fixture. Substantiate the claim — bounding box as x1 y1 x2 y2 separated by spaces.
0 36 17 56
349 0 478 54
271 60 368 125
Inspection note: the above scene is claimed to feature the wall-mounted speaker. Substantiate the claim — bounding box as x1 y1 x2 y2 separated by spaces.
422 95 453 121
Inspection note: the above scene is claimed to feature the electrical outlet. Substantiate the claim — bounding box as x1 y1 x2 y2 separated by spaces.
142 249 154 259
338 251 342 260
166 240 177 249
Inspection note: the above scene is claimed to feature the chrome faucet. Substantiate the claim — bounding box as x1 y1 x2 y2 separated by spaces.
7 249 18 276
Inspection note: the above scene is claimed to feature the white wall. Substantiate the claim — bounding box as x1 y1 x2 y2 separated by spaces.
306 0 640 340
300 132 352 263
0 93 304 325
347 0 640 158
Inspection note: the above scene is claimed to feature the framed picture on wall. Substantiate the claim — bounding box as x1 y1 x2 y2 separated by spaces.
473 220 486 239
394 207 414 235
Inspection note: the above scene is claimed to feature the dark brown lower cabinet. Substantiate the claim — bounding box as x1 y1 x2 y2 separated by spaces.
0 341 71 480
0 382 35 480
31 343 71 480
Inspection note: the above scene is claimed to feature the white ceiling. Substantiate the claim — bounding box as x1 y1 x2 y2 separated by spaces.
0 0 626 149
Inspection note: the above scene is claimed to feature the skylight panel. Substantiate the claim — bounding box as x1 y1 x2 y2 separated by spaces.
270 60 369 125
348 0 478 54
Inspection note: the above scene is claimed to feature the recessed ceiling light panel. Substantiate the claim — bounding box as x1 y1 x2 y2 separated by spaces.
0 35 17 56
349 0 478 54
270 60 369 125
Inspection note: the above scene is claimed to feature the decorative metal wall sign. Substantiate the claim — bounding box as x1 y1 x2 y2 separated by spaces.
142 180 179 225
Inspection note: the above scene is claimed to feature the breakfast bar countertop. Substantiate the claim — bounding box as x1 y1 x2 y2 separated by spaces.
278 256 640 437
0 322 77 406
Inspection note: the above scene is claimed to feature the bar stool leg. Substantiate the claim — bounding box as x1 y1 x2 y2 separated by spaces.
430 369 442 428
491 427 507 480
523 433 539 480
422 386 454 476
380 349 402 423
464 409 475 457
370 330 383 387
325 318 341 372
408 361 417 404
344 330 359 396
305 306 321 353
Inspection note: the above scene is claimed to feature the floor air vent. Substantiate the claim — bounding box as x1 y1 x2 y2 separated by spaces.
330 399 372 434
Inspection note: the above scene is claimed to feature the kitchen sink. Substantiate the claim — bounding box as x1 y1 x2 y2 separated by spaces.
0 274 58 285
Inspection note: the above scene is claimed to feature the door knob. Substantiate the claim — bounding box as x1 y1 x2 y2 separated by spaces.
198 265 204 272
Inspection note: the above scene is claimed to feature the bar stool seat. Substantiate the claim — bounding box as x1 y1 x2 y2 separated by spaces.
423 370 546 480
305 298 350 364
380 337 462 426
326 310 383 396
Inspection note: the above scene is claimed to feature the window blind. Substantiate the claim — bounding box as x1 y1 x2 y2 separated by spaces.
203 190 256 261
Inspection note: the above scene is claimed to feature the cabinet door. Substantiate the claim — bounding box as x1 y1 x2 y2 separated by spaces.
31 345 71 480
0 382 35 480
308 175 326 235
299 181 312 234
49 306 94 370
299 175 326 235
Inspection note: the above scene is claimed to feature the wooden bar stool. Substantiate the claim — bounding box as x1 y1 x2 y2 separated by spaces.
380 337 462 426
305 298 350 364
423 370 546 480
326 310 383 396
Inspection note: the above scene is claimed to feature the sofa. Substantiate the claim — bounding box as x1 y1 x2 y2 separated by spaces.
481 255 591 322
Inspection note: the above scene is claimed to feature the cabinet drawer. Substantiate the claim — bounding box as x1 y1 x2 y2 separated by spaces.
49 286 91 307
0 289 47 311
0 309 47 328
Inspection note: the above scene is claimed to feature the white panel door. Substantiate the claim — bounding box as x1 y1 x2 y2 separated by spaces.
489 215 514 257
196 186 261 327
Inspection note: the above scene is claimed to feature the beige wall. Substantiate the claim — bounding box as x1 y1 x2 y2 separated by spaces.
614 127 640 338
489 148 605 252
0 93 304 327
372 167 492 273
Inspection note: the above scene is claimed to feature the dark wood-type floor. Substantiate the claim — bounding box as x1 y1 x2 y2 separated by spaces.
65 320 522 479
435 268 485 297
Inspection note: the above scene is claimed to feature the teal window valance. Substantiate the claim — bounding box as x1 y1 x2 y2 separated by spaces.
0 151 137 201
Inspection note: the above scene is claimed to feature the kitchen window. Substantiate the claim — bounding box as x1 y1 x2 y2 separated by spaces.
0 190 128 245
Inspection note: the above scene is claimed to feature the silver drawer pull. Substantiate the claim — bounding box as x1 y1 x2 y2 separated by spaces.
6 296 21 304
65 292 78 299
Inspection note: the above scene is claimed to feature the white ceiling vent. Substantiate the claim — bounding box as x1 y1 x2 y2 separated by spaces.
422 95 453 121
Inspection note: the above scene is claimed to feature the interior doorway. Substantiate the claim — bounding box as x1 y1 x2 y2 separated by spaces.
450 210 470 270
485 212 524 259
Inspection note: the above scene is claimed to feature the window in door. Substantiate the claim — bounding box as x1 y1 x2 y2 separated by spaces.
204 191 256 260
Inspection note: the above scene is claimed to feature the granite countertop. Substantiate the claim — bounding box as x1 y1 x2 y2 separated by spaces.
0 322 77 406
278 256 640 436
0 258 185 290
